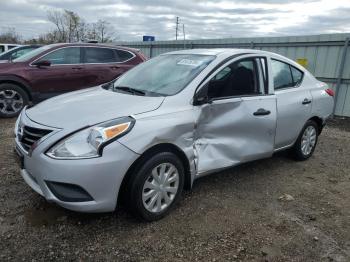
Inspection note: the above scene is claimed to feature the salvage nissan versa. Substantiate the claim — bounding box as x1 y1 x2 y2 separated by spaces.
15 49 334 221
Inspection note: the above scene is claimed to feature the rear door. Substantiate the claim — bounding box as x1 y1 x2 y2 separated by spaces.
82 47 134 86
271 58 312 149
194 55 277 174
27 47 86 98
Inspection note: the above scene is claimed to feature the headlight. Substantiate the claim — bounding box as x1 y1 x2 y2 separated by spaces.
46 117 135 159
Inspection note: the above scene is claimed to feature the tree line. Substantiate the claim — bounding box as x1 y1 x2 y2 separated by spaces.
0 9 117 44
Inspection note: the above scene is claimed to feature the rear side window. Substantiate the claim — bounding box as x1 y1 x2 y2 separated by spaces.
85 47 116 63
39 47 81 65
272 59 304 90
115 49 134 62
0 46 4 53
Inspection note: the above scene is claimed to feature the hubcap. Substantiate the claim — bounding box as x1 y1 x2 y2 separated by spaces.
142 163 179 213
301 126 317 156
0 90 24 115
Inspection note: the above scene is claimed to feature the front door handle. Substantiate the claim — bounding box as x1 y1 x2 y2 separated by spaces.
72 67 83 70
110 66 120 69
302 98 312 105
253 108 271 116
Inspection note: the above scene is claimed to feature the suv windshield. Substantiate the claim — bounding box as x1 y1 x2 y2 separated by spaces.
13 45 55 62
112 54 215 96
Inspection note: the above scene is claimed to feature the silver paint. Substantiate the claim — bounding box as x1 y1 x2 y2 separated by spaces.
15 49 334 213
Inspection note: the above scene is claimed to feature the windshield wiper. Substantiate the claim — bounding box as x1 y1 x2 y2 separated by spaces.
114 86 146 96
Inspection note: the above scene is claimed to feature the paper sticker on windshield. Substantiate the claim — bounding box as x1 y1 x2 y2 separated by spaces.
177 59 203 67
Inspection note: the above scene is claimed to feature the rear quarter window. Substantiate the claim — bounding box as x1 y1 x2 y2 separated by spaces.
115 49 134 62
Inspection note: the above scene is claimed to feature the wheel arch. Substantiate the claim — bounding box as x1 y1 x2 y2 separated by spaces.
308 116 324 134
0 76 32 101
118 143 192 206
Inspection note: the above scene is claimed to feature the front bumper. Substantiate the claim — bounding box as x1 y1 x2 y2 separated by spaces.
15 115 139 213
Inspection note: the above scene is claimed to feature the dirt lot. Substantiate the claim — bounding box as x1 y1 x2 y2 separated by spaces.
0 118 349 261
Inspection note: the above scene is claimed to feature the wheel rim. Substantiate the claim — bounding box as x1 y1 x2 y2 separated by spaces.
301 126 317 156
142 163 179 213
0 90 24 115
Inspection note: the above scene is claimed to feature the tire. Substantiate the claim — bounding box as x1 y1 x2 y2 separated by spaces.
127 152 184 221
292 120 319 161
0 83 29 118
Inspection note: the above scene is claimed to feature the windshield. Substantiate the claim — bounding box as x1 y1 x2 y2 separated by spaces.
13 45 53 62
112 54 215 96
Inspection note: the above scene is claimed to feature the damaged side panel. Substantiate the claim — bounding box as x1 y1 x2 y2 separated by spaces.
118 95 277 186
193 96 277 175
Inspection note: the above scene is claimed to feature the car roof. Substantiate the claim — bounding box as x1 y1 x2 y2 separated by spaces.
165 48 304 70
166 48 275 56
46 43 140 52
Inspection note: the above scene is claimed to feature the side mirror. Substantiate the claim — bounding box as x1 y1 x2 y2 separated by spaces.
193 84 210 106
32 60 51 67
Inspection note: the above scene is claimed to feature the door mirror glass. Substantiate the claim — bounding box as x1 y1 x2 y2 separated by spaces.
32 60 51 67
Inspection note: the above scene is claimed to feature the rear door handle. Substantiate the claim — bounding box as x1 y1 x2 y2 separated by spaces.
110 66 120 69
302 98 312 105
72 67 83 70
253 108 271 116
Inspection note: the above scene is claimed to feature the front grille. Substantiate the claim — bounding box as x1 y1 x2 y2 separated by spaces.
19 126 52 152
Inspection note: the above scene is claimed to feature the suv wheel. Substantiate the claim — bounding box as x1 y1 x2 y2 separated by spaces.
128 152 184 221
293 120 318 161
0 83 29 118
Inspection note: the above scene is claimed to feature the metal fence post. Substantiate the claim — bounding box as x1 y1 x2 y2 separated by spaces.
149 44 153 58
333 37 349 115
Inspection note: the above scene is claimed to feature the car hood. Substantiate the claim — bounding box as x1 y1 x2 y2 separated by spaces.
25 87 165 129
0 61 26 71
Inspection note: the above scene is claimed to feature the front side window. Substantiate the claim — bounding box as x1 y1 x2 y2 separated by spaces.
272 59 303 90
112 54 215 96
85 47 116 63
0 46 4 53
39 47 81 65
207 58 262 99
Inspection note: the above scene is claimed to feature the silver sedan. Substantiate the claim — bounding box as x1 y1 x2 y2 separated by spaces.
15 49 334 221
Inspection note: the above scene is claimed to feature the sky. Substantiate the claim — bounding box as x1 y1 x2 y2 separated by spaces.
0 0 350 42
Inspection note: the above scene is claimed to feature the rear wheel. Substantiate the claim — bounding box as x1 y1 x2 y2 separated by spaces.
293 120 318 161
0 83 29 118
127 152 184 221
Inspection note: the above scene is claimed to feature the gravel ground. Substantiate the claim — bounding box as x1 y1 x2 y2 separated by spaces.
0 117 350 261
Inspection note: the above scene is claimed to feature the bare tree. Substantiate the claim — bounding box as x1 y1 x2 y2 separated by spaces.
0 27 22 43
47 9 82 42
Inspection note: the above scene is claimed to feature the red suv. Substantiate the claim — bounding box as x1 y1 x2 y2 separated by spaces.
0 43 147 117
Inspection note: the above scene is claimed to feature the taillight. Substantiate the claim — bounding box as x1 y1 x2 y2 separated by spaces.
325 88 335 97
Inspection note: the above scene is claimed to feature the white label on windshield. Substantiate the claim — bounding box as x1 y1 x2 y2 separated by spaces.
177 59 203 67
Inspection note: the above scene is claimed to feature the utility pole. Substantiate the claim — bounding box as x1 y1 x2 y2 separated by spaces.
183 23 186 48
175 16 179 40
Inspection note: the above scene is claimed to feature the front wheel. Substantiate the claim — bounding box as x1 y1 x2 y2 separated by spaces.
0 83 29 118
127 152 184 221
293 120 319 161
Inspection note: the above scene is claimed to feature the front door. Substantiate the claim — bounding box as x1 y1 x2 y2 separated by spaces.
194 56 277 174
28 47 86 99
